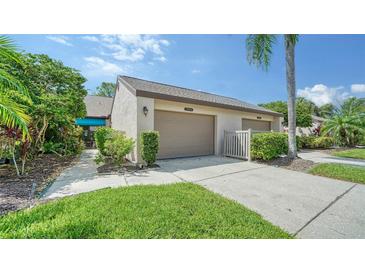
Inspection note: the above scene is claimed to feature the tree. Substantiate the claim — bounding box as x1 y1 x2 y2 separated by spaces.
322 97 365 146
318 103 335 118
95 82 116 97
246 34 299 158
259 99 312 127
0 36 31 138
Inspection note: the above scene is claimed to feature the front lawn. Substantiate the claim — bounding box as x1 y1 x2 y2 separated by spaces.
0 183 291 239
309 163 365 184
332 148 365 160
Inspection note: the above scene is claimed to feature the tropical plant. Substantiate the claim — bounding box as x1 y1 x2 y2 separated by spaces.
246 34 299 159
318 103 335 118
0 36 31 138
322 97 365 146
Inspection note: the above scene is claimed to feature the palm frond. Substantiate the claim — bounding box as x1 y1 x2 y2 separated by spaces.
0 69 28 95
246 34 277 71
0 36 22 64
0 93 30 139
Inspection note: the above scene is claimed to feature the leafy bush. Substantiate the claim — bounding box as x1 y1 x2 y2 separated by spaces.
299 135 334 149
94 127 115 155
43 141 64 154
251 132 288 160
43 126 84 155
312 137 334 149
104 132 134 166
299 135 317 149
140 131 160 166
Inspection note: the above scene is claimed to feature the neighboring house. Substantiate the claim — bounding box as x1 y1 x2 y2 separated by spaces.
295 115 326 136
76 95 113 147
111 76 283 163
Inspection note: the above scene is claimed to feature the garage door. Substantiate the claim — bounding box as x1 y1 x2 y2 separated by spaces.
242 119 271 131
154 110 214 159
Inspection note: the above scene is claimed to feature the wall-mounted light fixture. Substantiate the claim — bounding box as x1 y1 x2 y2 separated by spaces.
143 106 149 116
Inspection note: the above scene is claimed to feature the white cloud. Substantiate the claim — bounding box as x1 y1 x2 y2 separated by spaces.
82 35 99 42
84 56 124 75
47 36 73 46
112 48 145 62
351 84 365 93
298 84 350 106
191 69 201 74
90 34 170 63
153 56 167 63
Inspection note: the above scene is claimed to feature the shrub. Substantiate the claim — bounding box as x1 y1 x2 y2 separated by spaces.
42 126 84 155
299 135 334 149
251 132 288 160
312 137 334 149
94 127 115 155
140 131 160 166
299 135 317 149
104 132 134 166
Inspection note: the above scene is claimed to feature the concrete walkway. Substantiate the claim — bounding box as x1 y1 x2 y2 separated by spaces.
43 149 365 239
298 149 365 167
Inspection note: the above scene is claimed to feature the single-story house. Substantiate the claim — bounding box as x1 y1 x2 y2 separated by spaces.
76 95 113 147
111 76 283 163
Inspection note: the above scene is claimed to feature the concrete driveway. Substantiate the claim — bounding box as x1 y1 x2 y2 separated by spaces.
43 150 365 239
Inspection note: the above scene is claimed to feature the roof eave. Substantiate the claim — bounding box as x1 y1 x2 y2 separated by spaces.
135 89 283 117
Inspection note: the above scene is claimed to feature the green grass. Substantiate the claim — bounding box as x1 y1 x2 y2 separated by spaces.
309 163 365 184
332 148 365 160
0 183 291 239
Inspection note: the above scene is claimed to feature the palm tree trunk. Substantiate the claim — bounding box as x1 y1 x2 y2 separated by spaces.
285 35 297 159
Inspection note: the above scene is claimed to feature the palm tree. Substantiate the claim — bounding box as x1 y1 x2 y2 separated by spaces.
322 98 365 146
0 36 30 138
246 34 299 159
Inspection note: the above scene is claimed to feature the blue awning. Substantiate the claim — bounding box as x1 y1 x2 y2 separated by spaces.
75 118 106 126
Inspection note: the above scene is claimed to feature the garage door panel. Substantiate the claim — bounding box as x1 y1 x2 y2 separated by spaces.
242 119 271 131
155 110 214 159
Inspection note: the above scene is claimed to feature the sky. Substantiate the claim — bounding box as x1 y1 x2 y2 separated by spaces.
9 34 365 106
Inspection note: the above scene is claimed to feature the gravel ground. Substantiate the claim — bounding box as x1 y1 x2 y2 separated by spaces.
0 154 78 216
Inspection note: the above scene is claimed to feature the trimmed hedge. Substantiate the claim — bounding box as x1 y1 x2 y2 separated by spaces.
251 132 288 160
140 131 160 166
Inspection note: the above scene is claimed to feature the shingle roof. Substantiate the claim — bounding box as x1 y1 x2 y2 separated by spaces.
84 95 113 118
119 75 283 117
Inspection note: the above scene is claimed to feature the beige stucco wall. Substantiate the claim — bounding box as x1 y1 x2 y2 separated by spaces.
153 99 282 155
111 81 138 162
112 85 283 163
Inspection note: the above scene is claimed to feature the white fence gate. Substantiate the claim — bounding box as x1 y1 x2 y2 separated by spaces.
223 130 251 160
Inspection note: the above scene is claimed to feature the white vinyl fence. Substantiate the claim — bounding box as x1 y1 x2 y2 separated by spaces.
223 130 251 160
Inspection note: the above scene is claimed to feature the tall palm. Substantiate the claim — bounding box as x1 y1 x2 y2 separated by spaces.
246 34 299 159
0 36 30 138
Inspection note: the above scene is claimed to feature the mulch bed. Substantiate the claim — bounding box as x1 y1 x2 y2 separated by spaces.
0 154 78 216
97 160 159 174
257 156 317 172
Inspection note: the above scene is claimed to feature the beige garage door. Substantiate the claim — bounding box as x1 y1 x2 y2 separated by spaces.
242 119 271 131
154 110 214 159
